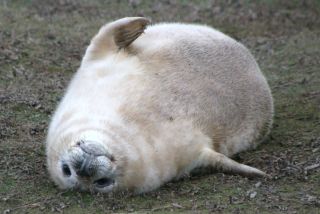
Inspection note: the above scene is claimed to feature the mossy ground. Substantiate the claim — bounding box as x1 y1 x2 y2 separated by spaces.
0 0 319 213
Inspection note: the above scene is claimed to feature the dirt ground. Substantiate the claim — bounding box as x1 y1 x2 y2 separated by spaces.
0 0 319 213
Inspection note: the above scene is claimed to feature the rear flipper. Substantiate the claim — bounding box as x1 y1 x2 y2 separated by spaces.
198 148 267 178
83 17 151 62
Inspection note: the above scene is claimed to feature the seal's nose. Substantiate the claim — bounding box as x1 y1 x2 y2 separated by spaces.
75 155 95 177
77 140 106 156
71 141 101 178
70 140 112 179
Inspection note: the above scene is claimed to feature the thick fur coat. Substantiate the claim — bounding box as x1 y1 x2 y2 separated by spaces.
46 17 273 193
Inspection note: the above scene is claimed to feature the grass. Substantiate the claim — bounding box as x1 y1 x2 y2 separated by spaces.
0 0 319 213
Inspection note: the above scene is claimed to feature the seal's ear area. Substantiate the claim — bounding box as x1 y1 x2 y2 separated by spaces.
83 17 151 62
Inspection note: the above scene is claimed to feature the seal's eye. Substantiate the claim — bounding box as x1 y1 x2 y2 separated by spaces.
94 178 114 188
62 164 71 177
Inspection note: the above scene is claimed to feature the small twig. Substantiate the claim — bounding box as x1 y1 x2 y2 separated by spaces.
151 205 172 212
7 202 41 212
304 163 320 171
172 203 184 209
151 203 184 212
6 197 53 212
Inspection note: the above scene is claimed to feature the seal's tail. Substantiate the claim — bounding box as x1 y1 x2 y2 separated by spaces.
83 17 151 62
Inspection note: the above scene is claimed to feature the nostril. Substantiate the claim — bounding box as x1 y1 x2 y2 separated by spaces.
62 164 72 177
94 178 114 188
76 140 84 146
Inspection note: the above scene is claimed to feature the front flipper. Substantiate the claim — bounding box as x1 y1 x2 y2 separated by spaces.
198 148 267 178
83 17 151 62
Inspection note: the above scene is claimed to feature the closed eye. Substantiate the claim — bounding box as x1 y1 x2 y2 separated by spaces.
94 178 114 188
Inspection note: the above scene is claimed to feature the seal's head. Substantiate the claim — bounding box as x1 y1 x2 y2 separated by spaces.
46 17 151 193
47 139 118 193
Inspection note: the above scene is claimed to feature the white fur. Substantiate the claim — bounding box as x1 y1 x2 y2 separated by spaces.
46 18 273 193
